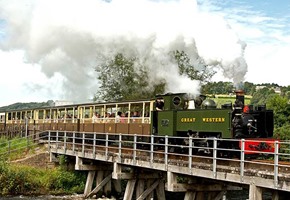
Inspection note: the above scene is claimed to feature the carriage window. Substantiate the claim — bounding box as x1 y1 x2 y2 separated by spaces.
39 110 44 119
8 113 11 120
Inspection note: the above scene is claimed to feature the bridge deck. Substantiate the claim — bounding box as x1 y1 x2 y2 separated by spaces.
45 130 290 192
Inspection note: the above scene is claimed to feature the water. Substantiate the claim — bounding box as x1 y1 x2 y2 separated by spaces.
0 195 85 200
0 190 273 200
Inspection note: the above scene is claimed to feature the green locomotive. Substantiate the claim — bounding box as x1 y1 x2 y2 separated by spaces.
151 91 274 153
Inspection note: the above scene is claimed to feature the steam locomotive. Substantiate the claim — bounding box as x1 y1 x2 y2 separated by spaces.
151 90 275 154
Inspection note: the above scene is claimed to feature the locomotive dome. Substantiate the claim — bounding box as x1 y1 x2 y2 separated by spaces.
201 99 217 109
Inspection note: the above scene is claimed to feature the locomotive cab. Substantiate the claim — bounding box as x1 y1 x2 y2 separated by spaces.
151 93 189 135
154 93 189 111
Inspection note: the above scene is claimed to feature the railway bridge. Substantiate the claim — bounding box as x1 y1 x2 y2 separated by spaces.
44 131 290 200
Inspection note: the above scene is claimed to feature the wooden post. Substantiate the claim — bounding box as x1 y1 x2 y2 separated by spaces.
136 179 145 198
156 179 166 200
84 171 96 196
123 180 136 200
272 190 279 200
104 171 112 196
96 170 104 195
184 191 196 200
146 179 154 200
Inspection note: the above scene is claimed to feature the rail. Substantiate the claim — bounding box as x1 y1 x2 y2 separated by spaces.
45 131 290 191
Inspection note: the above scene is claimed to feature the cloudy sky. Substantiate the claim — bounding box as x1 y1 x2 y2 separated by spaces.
0 0 289 107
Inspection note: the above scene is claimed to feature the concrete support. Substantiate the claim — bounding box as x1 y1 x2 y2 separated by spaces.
75 156 82 169
49 152 57 162
167 171 177 192
249 184 262 200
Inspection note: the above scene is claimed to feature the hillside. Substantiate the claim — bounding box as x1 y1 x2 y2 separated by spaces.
0 100 54 112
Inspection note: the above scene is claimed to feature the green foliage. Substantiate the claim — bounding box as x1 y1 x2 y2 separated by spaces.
212 95 251 108
95 51 214 101
243 81 256 95
0 138 86 196
95 53 165 101
0 162 86 195
45 168 86 193
267 95 290 129
250 87 276 106
201 81 234 94
274 124 290 140
0 136 33 161
265 93 290 140
0 162 43 195
174 50 215 84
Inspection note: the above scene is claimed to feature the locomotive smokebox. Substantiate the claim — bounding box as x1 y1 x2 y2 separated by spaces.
235 90 245 107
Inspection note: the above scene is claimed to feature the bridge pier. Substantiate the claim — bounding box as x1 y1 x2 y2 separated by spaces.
75 156 117 198
167 172 240 200
112 162 166 200
248 186 288 200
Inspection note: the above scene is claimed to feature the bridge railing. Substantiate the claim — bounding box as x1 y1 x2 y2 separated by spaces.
45 131 290 188
0 132 48 160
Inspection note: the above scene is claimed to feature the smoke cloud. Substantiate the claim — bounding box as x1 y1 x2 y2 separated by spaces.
0 0 247 101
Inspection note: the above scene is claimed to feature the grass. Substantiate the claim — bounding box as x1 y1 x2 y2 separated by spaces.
209 95 252 108
0 136 38 161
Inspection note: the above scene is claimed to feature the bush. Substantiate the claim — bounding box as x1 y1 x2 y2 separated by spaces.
0 161 86 195
45 168 86 194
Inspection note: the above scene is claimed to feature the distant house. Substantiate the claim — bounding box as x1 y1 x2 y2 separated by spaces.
255 85 266 90
255 86 281 94
274 87 281 94
55 100 74 106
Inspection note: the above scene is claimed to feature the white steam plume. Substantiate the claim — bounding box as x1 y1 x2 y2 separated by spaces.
0 0 247 101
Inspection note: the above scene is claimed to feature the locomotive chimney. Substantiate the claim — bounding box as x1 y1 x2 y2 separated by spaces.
235 89 245 107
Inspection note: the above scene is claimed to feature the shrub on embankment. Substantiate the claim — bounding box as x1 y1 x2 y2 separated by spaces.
0 158 86 195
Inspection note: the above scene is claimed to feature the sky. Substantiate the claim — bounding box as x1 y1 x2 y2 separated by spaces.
0 0 289 107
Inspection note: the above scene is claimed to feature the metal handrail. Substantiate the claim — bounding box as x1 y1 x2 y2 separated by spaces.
0 132 47 159
4 130 285 190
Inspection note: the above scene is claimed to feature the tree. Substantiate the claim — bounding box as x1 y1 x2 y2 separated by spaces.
95 51 214 101
174 50 215 85
94 53 165 101
250 87 275 106
243 82 256 95
201 81 234 94
267 95 290 127
266 94 290 139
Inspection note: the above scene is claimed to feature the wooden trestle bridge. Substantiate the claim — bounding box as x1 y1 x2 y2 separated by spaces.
43 131 290 200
